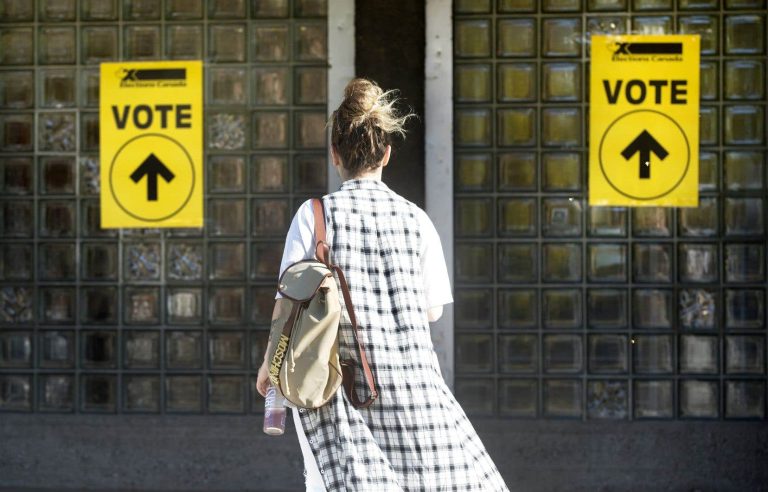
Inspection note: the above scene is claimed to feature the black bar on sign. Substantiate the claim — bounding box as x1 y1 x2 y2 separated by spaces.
123 69 186 81
615 43 683 55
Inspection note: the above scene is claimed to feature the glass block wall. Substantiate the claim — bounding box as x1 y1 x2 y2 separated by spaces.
0 0 328 413
453 0 766 419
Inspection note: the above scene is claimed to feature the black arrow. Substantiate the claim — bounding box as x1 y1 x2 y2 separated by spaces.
621 130 669 180
130 153 175 201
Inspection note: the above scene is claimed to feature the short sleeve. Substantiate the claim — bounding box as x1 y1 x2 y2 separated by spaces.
274 199 316 299
418 210 454 308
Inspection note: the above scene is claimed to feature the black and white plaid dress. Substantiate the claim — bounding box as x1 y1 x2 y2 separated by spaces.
291 178 509 491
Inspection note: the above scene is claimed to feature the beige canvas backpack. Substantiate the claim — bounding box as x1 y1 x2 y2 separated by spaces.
266 198 378 410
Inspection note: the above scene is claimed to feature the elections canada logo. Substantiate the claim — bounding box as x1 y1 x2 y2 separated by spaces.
610 41 683 62
120 68 188 88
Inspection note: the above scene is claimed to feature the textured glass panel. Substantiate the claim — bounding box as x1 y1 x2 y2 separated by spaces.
208 112 246 150
542 198 582 237
209 24 246 63
208 156 245 194
588 0 626 10
499 379 537 417
543 289 581 329
678 16 718 55
166 331 202 369
634 335 673 374
588 244 627 282
497 63 535 102
252 67 287 105
456 334 493 373
250 286 275 325
209 198 246 236
0 28 33 65
455 288 492 329
209 331 246 369
455 243 493 283
38 112 75 152
679 198 718 237
0 157 32 195
209 0 246 17
725 289 765 330
725 198 764 236
166 25 203 60
726 336 765 374
253 0 288 17
543 19 581 57
542 63 581 102
725 244 765 283
124 242 161 281
632 207 672 237
589 335 627 374
125 25 162 59
455 154 492 192
81 330 117 368
80 113 99 152
81 288 117 324
498 199 535 237
678 0 717 7
680 380 718 418
295 66 326 105
210 243 245 280
82 200 116 238
543 243 582 282
252 111 288 149
1 114 34 151
39 243 75 280
39 27 76 64
588 207 626 237
455 64 491 103
81 243 117 280
295 112 325 149
252 241 282 280
208 67 247 105
680 335 718 374
725 61 765 100
633 16 673 35
40 69 76 108
498 334 537 373
0 331 31 368
125 0 161 19
633 244 672 283
498 108 535 146
455 109 491 147
295 22 326 61
166 0 202 19
167 288 202 324
456 198 492 237
542 153 581 191
0 0 34 21
698 105 718 145
81 374 116 412
544 335 583 373
81 0 118 20
680 289 717 330
0 71 33 109
699 62 718 101
724 151 764 191
40 200 75 237
725 15 765 55
0 286 33 323
294 154 326 193
455 0 491 12
498 0 536 11
1 244 31 280
634 380 673 418
542 108 581 147
41 289 76 325
588 289 627 328
698 151 718 192
251 198 289 235
252 25 289 61
543 0 580 11
724 105 764 145
207 375 245 413
1 200 33 237
634 290 673 329
587 380 628 419
498 243 536 282
295 0 326 17
498 153 535 191
123 376 160 412
498 289 536 329
166 375 202 412
81 27 118 64
252 155 288 192
82 69 100 107
497 19 535 57
726 380 765 419
39 374 74 411
726 0 767 6
125 288 160 325
209 287 245 324
455 378 495 416
679 243 718 283
543 379 582 417
124 331 160 369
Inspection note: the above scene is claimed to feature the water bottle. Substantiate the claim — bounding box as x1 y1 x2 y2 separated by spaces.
263 384 286 436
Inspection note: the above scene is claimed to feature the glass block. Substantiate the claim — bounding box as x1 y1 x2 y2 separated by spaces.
496 63 535 103
455 154 491 192
252 67 288 106
250 331 269 369
166 375 202 413
0 157 32 195
210 243 245 280
81 112 99 150
455 378 495 416
542 198 582 237
82 200 117 238
81 27 118 64
208 155 245 194
209 331 246 369
455 0 491 12
726 335 765 375
0 331 31 368
167 288 202 324
41 289 76 325
498 334 537 373
589 335 627 374
123 25 160 60
296 22 326 61
40 0 76 21
0 28 33 65
38 374 74 411
81 0 118 20
632 207 672 237
542 108 581 147
543 0 580 11
455 109 491 147
455 20 491 58
725 244 765 283
542 63 581 102
724 151 764 191
699 62 718 101
633 244 672 283
499 379 536 418
543 19 581 57
697 151 718 192
250 286 275 325
633 289 673 329
253 0 288 17
634 335 673 374
725 61 764 100
209 287 244 324
1 200 33 237
166 242 203 281
678 0 717 7
679 198 718 237
252 155 288 192
123 375 160 412
544 379 582 417
726 0 767 6
725 198 764 236
81 330 117 368
455 243 493 283
726 289 765 329
544 334 583 373
0 0 34 21
498 289 536 329
542 153 581 191
0 71 33 109
39 243 76 280
208 199 246 236
634 380 673 418
209 0 246 17
125 288 160 325
680 380 718 418
124 243 160 281
0 374 30 410
123 330 160 369
208 112 246 150
588 244 627 282
81 70 100 108
497 199 535 237
588 0 626 10
725 105 764 145
633 16 673 35
40 156 74 195
39 112 76 152
251 241 283 280
166 0 202 19
208 24 246 63
726 380 765 419
456 64 491 103
81 288 117 324
1 243 31 280
166 331 202 369
295 112 326 149
81 374 116 412
498 243 537 282
252 25 289 61
252 111 288 149
456 198 492 237
725 15 765 55
252 198 289 236
294 154 326 193
208 375 245 413
456 334 493 373
40 200 75 237
0 286 33 323
587 380 628 419
679 243 718 283
166 25 203 59
295 0 326 17
678 16 718 55
295 66 326 105
696 105 718 145
543 289 581 329
125 0 161 19
588 289 627 328
0 114 33 151
680 335 718 374
588 207 626 237
497 19 535 57
680 289 717 330
40 69 76 108
497 153 535 191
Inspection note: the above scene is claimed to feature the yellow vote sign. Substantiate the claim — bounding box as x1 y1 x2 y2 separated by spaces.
100 61 202 227
589 35 700 207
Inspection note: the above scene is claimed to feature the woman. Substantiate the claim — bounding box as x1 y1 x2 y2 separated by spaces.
257 78 509 492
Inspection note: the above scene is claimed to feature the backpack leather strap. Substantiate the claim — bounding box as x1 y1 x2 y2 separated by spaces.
311 198 379 409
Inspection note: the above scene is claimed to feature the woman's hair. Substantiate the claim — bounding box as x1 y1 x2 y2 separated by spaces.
330 78 414 177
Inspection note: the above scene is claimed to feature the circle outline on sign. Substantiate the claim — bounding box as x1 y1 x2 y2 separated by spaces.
598 109 690 201
109 133 195 222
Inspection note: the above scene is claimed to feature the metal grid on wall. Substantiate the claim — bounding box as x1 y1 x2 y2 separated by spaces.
0 0 328 414
453 0 767 420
